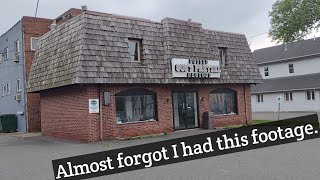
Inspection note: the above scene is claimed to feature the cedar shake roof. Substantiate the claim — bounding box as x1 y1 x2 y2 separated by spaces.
27 11 262 92
253 37 320 65
251 73 320 94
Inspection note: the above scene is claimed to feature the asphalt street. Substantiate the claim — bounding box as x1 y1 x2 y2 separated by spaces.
0 130 319 180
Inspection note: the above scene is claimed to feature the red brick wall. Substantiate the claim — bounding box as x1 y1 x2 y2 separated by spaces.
40 83 252 142
40 85 100 142
22 17 52 132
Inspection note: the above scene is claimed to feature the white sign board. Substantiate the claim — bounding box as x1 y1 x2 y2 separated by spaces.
89 99 99 113
171 58 221 78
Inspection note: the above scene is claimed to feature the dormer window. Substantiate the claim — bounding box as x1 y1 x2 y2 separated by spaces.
128 39 142 62
218 47 227 66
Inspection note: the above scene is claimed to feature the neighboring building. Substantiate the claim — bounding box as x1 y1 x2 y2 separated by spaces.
27 10 262 142
251 37 320 120
0 17 52 132
0 8 84 132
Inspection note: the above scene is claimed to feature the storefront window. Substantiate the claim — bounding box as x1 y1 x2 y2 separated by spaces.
116 88 157 124
209 88 238 115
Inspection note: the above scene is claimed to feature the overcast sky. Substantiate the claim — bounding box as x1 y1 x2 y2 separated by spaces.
1 0 318 51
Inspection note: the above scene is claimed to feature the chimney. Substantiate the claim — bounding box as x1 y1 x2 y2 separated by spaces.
81 5 88 11
50 20 57 30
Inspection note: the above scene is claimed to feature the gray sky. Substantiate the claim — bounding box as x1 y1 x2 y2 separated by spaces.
0 0 287 50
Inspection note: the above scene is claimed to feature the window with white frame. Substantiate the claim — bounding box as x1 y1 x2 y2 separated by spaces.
284 92 293 102
4 47 8 60
1 85 5 96
30 37 39 51
14 40 20 53
288 63 294 74
264 67 269 77
257 94 264 103
6 83 10 95
128 39 142 62
306 90 315 100
218 47 227 66
16 79 21 92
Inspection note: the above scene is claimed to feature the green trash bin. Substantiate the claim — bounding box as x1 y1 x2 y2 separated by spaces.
0 114 17 132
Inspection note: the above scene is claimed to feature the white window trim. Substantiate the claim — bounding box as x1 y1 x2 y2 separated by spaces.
14 40 20 53
4 47 8 60
284 92 293 102
6 83 10 95
288 63 294 74
256 94 264 103
17 79 21 92
305 90 315 101
1 85 5 96
30 37 39 51
128 39 141 62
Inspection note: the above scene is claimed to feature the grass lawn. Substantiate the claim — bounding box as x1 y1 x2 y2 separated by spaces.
251 120 273 125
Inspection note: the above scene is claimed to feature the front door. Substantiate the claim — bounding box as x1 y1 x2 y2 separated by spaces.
172 92 199 130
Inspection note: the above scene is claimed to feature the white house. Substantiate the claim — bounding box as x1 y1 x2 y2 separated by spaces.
251 37 320 120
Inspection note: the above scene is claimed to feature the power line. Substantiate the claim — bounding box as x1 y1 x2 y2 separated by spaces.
247 31 269 39
35 0 40 17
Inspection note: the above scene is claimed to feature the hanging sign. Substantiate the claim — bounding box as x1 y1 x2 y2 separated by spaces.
89 99 99 113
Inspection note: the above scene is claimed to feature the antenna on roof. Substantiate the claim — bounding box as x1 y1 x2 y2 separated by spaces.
81 5 88 11
34 0 40 17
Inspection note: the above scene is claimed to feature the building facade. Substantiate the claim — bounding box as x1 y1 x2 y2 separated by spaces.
27 11 262 142
0 17 52 132
251 37 320 120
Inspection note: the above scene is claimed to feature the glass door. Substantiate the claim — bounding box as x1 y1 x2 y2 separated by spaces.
173 92 198 130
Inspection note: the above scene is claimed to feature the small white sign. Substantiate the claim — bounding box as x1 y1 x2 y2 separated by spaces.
89 99 99 113
171 58 221 78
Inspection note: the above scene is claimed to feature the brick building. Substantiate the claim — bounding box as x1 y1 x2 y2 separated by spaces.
27 10 262 141
0 8 84 132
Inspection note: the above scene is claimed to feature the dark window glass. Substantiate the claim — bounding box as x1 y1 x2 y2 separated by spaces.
289 64 294 74
306 90 315 100
264 67 269 76
257 94 263 103
209 88 237 115
116 88 157 123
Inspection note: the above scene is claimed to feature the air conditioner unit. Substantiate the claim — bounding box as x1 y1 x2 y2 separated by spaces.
14 94 21 101
14 54 19 63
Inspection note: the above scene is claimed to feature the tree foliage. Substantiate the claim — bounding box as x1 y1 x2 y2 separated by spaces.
269 0 320 43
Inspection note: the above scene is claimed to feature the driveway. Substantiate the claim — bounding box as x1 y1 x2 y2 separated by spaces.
0 130 320 180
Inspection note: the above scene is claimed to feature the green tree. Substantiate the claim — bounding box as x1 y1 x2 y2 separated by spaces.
269 0 320 43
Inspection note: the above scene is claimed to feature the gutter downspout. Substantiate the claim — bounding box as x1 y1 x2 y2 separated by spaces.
244 84 248 125
99 84 103 141
21 19 29 133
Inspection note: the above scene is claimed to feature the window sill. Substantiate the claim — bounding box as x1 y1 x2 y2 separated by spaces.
116 119 157 125
210 113 238 117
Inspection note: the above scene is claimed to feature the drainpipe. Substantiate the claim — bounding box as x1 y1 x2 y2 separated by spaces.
21 20 29 133
244 84 248 125
99 84 103 141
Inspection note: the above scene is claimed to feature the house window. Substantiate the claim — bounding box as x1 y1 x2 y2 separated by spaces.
30 37 39 51
14 40 19 53
257 94 264 103
209 88 237 115
4 48 8 60
1 85 5 96
17 79 21 92
218 47 227 66
128 39 142 62
284 92 293 102
6 83 10 95
116 88 157 123
264 67 269 77
306 90 315 100
288 63 294 74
